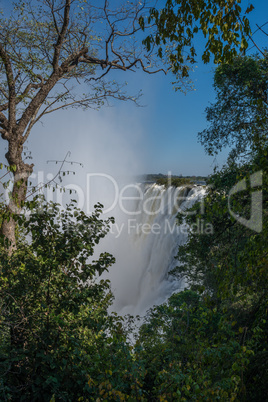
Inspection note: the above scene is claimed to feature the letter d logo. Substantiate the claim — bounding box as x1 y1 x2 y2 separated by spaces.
228 171 262 233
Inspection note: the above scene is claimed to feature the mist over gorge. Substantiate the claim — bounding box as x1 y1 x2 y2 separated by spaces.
94 181 207 316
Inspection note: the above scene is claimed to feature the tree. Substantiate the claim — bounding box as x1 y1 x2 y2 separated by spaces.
198 53 268 159
0 198 149 401
0 0 167 250
0 198 113 399
174 158 267 297
172 159 268 400
174 55 268 306
0 0 253 250
170 53 268 400
174 53 268 300
140 0 253 81
137 290 253 401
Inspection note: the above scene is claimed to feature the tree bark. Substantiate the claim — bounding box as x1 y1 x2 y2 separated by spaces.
1 134 34 252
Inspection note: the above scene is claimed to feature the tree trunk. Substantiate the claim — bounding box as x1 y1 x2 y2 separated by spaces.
1 216 17 251
1 138 34 252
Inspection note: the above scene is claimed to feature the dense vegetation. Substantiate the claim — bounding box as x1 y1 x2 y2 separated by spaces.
0 0 250 248
1 52 267 401
141 174 207 186
0 0 266 401
156 177 193 188
171 54 268 401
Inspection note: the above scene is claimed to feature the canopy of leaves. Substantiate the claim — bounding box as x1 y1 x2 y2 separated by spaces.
169 53 268 400
174 156 267 299
138 290 254 401
140 0 253 84
0 200 146 401
171 156 268 399
198 53 268 158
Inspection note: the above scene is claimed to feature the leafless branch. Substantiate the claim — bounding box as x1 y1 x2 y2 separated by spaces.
255 23 268 37
0 84 8 100
238 16 266 57
0 44 16 127
52 0 71 69
22 105 42 143
25 151 80 199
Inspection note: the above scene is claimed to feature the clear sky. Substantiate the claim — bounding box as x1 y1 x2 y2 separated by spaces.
1 0 268 183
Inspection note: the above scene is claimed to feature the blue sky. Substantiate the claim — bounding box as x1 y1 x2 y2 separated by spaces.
119 0 268 176
1 0 268 181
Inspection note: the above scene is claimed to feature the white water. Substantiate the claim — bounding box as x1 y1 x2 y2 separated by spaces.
102 183 206 316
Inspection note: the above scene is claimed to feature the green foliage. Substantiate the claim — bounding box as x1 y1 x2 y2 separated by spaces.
174 157 267 300
138 290 252 401
141 0 253 86
156 177 192 187
169 53 268 400
0 200 113 400
0 199 148 401
1 25 267 399
172 153 268 399
198 53 268 158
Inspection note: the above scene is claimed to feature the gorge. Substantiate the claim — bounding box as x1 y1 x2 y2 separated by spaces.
101 182 207 316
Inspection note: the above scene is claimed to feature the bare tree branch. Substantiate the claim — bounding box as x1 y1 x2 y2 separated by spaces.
255 23 268 37
52 0 71 69
0 44 16 128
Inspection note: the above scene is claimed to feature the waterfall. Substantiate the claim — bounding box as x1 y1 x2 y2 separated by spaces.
103 183 206 316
